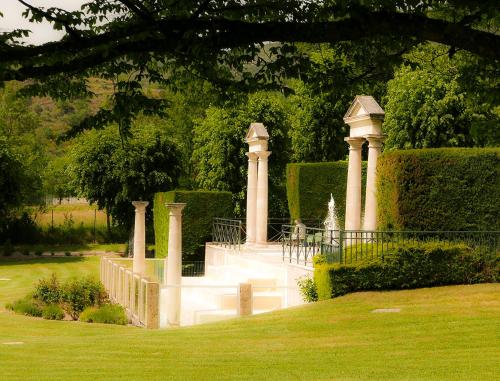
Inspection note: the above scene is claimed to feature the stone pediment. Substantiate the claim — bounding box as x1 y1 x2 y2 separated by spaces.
343 96 385 137
343 96 384 123
245 123 269 143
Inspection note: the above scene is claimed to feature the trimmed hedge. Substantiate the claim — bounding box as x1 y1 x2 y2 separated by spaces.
286 161 367 226
314 242 498 300
154 190 233 258
377 148 500 231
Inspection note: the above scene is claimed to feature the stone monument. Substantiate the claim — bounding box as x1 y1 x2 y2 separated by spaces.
245 123 271 246
343 96 386 231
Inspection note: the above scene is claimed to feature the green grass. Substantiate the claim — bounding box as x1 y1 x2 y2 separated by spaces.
2 243 126 255
0 257 101 307
0 258 498 380
30 203 108 229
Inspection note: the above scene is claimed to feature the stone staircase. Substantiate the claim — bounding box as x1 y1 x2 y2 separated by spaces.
193 277 284 325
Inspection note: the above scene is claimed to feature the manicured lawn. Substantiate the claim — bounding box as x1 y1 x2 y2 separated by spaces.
3 243 126 255
0 257 101 308
0 258 498 380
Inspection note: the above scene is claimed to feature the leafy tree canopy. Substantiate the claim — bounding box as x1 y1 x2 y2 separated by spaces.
384 43 500 149
0 1 498 138
70 125 182 227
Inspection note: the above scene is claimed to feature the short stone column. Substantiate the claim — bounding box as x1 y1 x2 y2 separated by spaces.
165 203 186 327
344 138 364 231
245 152 258 244
237 283 253 316
255 151 271 246
132 201 149 275
363 135 385 231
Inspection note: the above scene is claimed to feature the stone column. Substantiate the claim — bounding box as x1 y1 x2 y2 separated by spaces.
165 203 186 327
363 135 385 231
255 151 271 246
132 201 149 275
245 152 258 244
344 138 364 231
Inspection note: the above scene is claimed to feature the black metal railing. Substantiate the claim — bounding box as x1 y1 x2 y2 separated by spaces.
282 225 500 267
212 218 243 251
212 218 322 249
151 260 205 284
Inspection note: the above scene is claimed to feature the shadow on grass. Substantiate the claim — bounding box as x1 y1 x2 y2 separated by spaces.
0 256 87 266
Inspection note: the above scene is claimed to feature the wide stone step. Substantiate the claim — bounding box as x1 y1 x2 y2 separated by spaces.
194 309 237 324
220 292 282 310
247 278 278 291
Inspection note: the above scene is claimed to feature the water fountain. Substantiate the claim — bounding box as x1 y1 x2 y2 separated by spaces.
323 194 339 245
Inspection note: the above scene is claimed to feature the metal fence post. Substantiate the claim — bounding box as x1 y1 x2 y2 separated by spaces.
339 230 344 264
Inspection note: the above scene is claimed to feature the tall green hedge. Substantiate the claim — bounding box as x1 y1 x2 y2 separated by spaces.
286 161 367 226
377 148 500 231
153 190 233 259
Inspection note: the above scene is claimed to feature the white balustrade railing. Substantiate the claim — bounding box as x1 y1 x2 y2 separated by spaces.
100 257 159 329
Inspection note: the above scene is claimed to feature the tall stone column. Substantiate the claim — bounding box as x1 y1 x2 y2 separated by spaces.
132 201 149 275
165 203 186 327
363 135 385 231
344 138 364 231
255 151 271 246
245 152 258 244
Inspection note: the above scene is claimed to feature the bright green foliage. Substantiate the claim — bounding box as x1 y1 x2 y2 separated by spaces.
296 277 318 302
316 242 498 299
71 126 181 228
313 265 332 302
61 277 107 320
154 190 233 259
34 273 62 305
43 155 75 202
41 304 65 320
0 83 46 206
192 91 291 217
6 296 43 317
11 273 107 320
288 40 393 163
286 161 366 225
377 148 500 231
79 304 127 325
384 43 499 149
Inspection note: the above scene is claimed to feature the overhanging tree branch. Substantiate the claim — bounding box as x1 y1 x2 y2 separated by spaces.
1 9 498 82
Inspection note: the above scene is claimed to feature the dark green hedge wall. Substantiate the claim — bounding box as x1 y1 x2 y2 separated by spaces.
153 190 232 259
315 243 498 300
286 161 367 226
377 148 500 231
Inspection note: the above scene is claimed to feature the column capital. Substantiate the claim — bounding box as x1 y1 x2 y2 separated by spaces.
255 151 272 159
165 203 186 216
246 152 258 161
364 134 386 149
344 137 365 150
132 201 149 210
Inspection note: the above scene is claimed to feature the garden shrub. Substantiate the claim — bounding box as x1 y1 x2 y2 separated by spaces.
377 148 500 231
79 304 128 325
315 242 498 298
42 304 65 320
6 296 43 317
286 161 367 225
154 190 233 258
297 277 318 302
61 277 107 319
34 273 62 304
